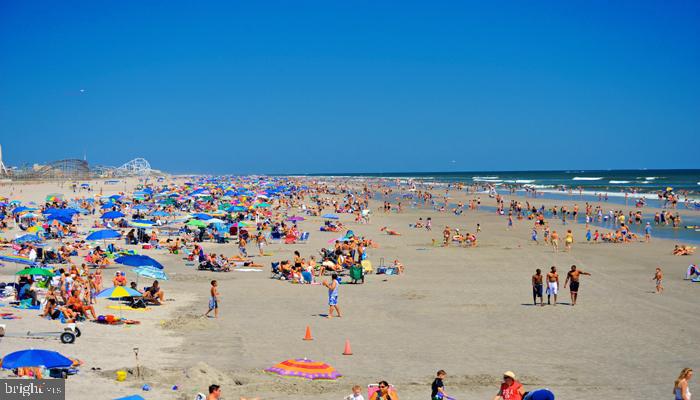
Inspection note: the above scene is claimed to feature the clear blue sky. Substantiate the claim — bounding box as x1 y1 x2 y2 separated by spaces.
1 1 698 174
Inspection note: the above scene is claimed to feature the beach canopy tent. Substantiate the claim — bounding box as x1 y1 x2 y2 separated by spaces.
265 358 341 380
115 255 164 270
86 229 121 241
1 349 72 369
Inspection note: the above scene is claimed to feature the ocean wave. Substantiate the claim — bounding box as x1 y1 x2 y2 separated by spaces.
609 180 631 184
472 176 499 180
516 179 535 184
572 177 603 181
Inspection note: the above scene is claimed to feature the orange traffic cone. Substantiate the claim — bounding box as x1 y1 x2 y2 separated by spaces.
342 339 353 355
303 326 313 341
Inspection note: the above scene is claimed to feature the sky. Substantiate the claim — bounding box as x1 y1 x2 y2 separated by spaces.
1 1 699 174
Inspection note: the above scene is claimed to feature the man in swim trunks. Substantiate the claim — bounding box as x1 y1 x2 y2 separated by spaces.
323 273 341 318
532 269 544 306
564 265 591 306
204 280 219 318
546 266 559 306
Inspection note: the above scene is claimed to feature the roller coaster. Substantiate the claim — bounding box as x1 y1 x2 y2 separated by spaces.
7 157 157 181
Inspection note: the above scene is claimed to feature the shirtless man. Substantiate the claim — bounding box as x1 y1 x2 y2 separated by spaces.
546 266 559 306
532 269 544 306
652 267 663 294
564 265 591 306
443 226 451 247
550 230 559 252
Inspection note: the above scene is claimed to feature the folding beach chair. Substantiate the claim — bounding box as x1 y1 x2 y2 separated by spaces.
298 231 310 243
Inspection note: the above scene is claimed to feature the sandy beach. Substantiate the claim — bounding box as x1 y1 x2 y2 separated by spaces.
1 178 698 400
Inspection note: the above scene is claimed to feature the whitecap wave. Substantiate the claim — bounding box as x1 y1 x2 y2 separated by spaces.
472 176 499 180
609 180 631 184
516 179 535 184
572 177 603 181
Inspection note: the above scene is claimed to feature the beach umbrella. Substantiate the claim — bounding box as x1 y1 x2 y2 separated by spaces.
11 206 34 214
255 202 271 208
15 267 54 277
186 219 207 228
26 225 45 233
96 286 142 299
322 214 339 220
192 213 212 220
150 210 170 217
287 216 305 222
45 194 64 202
265 358 341 380
86 229 121 241
115 255 164 270
113 396 145 400
101 203 117 209
206 218 225 224
132 265 168 280
1 349 73 369
0 255 39 266
14 234 42 244
227 205 247 212
101 211 125 219
19 212 39 219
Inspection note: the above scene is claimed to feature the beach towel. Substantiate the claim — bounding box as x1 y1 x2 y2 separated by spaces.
233 268 263 272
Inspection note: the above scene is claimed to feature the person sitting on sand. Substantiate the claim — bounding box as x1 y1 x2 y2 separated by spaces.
66 289 97 320
143 280 165 304
393 259 404 274
370 381 398 400
674 245 696 256
40 298 75 322
113 271 127 286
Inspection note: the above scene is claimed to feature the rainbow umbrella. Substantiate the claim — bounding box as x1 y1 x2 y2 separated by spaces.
96 286 142 299
265 358 341 380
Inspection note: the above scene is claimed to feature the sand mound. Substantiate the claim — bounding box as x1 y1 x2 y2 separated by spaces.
160 313 213 332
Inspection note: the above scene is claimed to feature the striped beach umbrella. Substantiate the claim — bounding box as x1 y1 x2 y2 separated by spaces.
265 358 341 380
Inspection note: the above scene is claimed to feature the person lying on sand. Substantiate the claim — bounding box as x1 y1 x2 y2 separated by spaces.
380 226 401 235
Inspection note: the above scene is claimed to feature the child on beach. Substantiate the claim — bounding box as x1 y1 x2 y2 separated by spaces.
653 267 663 294
204 280 219 318
431 370 449 400
344 385 365 400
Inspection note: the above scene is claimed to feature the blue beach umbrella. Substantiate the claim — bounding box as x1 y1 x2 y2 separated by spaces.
86 229 121 241
1 349 73 369
115 255 164 270
101 211 125 219
14 234 42 244
132 265 168 280
150 210 170 217
322 213 339 220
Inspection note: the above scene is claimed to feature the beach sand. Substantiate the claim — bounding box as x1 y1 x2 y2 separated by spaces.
1 179 698 399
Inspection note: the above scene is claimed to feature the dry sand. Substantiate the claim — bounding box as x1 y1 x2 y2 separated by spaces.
0 179 698 399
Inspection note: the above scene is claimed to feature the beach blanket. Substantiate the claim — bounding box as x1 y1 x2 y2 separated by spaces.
1 312 20 319
233 268 263 272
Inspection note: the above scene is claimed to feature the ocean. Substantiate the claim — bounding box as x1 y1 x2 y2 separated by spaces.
308 169 700 195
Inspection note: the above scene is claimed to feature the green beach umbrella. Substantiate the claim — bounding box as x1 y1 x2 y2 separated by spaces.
186 219 207 228
16 268 54 277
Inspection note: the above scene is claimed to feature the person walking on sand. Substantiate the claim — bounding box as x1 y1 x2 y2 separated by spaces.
550 230 559 252
653 267 664 294
323 273 341 318
546 266 559 306
564 230 574 252
204 280 219 318
532 269 544 306
431 369 450 400
564 265 591 306
674 368 693 400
